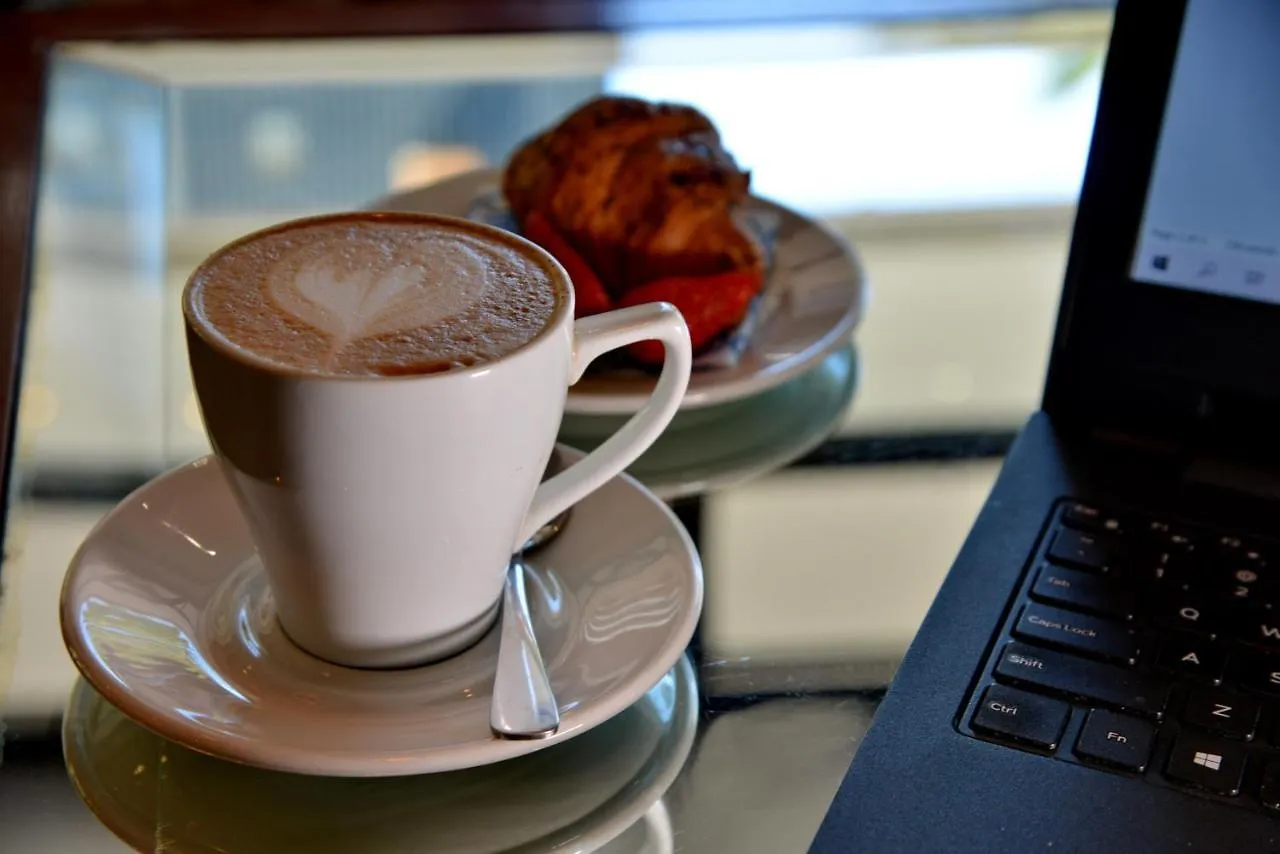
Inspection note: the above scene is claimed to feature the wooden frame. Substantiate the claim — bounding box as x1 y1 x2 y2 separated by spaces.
8 1 1108 41
0 20 46 541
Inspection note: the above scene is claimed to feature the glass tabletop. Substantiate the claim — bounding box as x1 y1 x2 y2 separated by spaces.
0 9 1110 851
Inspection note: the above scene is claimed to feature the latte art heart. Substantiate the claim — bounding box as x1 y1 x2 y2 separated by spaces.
268 241 491 367
185 217 563 377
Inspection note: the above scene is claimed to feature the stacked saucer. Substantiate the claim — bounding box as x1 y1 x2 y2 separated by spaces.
372 170 867 501
559 345 858 501
60 447 702 852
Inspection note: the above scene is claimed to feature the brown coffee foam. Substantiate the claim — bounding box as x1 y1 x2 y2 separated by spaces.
186 215 564 377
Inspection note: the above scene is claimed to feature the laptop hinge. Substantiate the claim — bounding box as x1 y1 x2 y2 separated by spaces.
1089 427 1187 459
1183 456 1280 502
1091 426 1280 501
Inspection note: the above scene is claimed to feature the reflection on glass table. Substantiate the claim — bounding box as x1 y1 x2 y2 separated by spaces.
61 659 697 853
560 345 858 500
19 16 1105 485
0 11 1111 854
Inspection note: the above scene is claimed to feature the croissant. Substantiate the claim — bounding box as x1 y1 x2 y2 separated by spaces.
502 95 764 298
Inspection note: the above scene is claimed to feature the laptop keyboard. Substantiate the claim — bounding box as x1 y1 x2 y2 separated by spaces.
960 500 1280 813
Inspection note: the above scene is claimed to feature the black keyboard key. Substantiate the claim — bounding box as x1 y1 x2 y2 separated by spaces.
1061 501 1100 527
1249 542 1274 565
971 684 1068 750
1122 551 1194 588
1215 535 1268 567
1261 761 1280 811
1152 595 1222 639
1165 733 1246 796
1014 604 1140 665
1235 613 1280 651
1146 519 1199 554
994 643 1169 719
1225 566 1265 586
1182 688 1259 740
1074 709 1156 772
1047 529 1124 573
1210 578 1271 607
1156 634 1225 685
1031 565 1135 620
1201 563 1272 604
1234 652 1280 698
1062 502 1124 534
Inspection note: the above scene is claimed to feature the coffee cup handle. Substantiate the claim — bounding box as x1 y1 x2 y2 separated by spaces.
515 301 692 549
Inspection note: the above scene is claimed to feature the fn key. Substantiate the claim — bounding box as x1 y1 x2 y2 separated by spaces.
1075 709 1155 772
972 684 1069 751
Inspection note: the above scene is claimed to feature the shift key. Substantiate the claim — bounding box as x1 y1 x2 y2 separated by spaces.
995 642 1170 719
1014 604 1140 665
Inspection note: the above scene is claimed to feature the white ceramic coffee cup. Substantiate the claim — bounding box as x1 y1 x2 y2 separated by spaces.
184 212 692 669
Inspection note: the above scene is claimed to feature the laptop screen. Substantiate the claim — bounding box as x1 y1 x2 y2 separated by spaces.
1129 0 1280 305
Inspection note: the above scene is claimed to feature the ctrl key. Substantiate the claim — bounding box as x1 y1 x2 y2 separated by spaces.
972 684 1069 751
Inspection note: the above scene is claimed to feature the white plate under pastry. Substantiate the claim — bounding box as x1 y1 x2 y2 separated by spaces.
59 447 702 777
368 169 867 416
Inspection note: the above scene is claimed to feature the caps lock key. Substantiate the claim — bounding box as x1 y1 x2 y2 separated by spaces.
1014 604 1140 665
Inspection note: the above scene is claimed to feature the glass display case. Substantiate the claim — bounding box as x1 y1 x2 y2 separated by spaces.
0 3 1113 851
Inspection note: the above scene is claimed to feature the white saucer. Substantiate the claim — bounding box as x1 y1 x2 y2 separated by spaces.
560 345 857 501
60 448 703 777
607 801 675 854
370 169 867 416
63 656 696 853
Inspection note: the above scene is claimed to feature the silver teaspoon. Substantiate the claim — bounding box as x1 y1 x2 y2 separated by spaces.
490 558 559 739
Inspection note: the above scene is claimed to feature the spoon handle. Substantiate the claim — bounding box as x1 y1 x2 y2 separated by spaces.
490 560 560 739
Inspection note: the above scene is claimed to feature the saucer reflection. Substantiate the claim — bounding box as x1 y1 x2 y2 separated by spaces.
598 801 673 854
63 656 696 854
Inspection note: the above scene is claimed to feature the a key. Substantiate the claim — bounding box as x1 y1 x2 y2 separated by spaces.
994 643 1169 719
1074 709 1156 772
1030 565 1135 621
1156 634 1225 685
971 684 1069 751
1014 605 1140 665
1164 733 1246 796
1182 687 1259 740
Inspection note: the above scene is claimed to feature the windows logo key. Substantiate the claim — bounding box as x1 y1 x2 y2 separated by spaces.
1192 752 1223 772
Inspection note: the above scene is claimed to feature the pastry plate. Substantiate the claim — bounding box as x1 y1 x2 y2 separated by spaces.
369 168 867 415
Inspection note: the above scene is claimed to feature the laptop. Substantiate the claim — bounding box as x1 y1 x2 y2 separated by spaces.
811 1 1280 851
